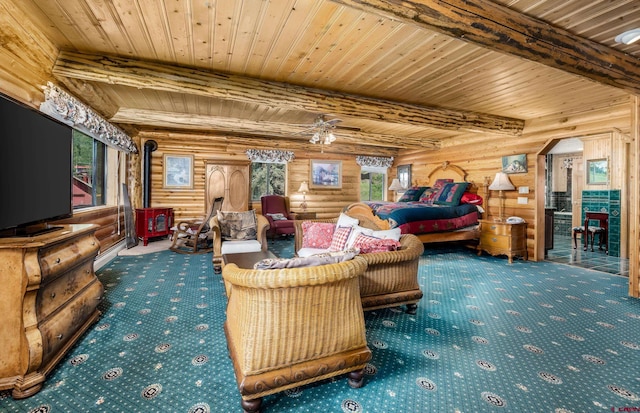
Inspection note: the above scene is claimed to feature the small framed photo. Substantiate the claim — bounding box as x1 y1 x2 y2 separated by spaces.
502 154 527 174
586 158 608 185
164 154 193 188
310 160 342 189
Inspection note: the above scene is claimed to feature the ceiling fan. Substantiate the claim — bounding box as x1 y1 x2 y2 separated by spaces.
298 115 342 152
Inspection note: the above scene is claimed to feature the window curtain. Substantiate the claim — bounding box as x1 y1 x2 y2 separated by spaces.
40 82 138 154
356 156 394 168
246 149 295 163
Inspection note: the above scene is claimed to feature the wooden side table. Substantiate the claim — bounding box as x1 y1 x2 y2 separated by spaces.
291 211 317 220
477 220 527 263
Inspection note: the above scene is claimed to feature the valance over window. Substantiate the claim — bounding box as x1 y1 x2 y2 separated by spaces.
40 82 138 153
246 149 295 163
356 156 394 168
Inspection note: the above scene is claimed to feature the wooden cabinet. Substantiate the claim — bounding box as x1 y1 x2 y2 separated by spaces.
205 159 250 213
0 224 103 399
477 220 528 263
135 207 174 246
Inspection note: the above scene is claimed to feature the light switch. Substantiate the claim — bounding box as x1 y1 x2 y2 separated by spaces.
519 186 529 194
517 197 528 204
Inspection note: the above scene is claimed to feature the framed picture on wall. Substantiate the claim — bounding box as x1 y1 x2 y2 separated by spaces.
164 154 193 189
310 160 342 189
586 158 608 185
502 154 527 174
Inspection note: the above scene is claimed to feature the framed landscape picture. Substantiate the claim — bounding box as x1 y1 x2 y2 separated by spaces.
310 160 342 189
164 154 193 189
586 158 608 185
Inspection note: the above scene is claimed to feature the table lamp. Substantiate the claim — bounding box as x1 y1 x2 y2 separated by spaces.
389 178 404 201
488 172 515 222
298 181 309 211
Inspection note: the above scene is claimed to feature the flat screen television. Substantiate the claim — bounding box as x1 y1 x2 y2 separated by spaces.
0 94 73 236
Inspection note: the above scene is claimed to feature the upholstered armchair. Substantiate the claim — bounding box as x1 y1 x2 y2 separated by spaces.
222 256 371 413
211 211 269 273
260 195 295 240
294 213 424 314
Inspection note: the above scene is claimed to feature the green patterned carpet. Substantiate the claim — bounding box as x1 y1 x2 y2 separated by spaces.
2 239 640 412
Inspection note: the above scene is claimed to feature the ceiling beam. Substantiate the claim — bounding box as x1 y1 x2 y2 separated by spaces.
331 0 640 96
110 108 441 150
53 51 524 136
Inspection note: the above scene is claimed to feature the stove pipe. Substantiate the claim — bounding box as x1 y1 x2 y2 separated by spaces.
143 140 158 208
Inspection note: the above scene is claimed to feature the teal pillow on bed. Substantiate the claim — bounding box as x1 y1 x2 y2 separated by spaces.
432 182 469 206
398 186 428 202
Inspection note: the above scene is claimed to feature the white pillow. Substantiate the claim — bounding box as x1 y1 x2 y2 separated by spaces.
370 227 402 241
337 213 359 228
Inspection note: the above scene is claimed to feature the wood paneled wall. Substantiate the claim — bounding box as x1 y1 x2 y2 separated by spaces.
137 131 361 222
395 99 632 261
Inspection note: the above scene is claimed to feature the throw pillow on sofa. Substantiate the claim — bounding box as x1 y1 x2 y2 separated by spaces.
301 221 336 249
328 226 353 252
351 233 401 253
217 210 257 241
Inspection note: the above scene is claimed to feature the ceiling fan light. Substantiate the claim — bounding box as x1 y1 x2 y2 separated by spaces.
615 28 640 45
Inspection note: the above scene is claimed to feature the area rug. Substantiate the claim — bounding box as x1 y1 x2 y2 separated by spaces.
2 240 640 413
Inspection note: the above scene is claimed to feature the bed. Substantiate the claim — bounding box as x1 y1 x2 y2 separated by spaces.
346 162 489 244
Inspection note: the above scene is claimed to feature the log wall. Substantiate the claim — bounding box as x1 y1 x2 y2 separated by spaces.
137 131 361 221
395 99 633 262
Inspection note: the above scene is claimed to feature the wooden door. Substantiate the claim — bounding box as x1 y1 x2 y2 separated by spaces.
205 160 250 212
572 157 584 228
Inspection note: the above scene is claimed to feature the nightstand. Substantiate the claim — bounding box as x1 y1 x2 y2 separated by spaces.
291 211 317 220
477 220 528 263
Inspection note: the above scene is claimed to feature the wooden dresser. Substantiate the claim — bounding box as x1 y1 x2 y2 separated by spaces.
477 220 528 264
0 224 103 398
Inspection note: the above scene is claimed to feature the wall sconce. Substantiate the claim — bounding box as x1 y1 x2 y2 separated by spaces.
488 172 515 222
298 181 309 211
389 178 404 201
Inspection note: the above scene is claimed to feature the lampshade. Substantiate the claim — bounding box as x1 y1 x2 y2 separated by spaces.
389 178 404 191
298 181 309 193
488 172 515 191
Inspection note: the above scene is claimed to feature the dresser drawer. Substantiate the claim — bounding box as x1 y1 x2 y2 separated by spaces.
481 222 511 236
37 259 96 320
480 233 511 250
38 233 99 282
39 280 103 364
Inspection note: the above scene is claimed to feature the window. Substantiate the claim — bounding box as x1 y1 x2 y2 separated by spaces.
72 130 106 208
360 167 387 201
250 162 286 201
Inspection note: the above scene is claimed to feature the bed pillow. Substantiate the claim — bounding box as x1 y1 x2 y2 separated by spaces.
301 221 336 249
328 226 354 252
337 212 359 227
432 182 469 206
217 210 257 240
461 192 483 205
433 178 454 188
418 187 439 204
352 233 401 254
398 186 428 202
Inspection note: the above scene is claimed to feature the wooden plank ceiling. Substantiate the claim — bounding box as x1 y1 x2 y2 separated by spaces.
15 0 640 155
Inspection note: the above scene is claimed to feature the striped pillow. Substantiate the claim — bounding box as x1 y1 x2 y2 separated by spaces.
328 226 353 252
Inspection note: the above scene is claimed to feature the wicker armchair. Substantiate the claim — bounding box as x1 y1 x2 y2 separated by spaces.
222 256 371 413
294 213 424 314
211 213 270 273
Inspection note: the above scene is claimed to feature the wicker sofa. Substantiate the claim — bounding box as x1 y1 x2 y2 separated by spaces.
222 256 372 413
294 213 424 314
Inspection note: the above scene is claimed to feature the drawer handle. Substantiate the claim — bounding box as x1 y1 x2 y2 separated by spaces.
50 292 56 298
96 295 103 301
56 334 63 340
490 225 497 230
55 258 61 264
492 237 497 242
